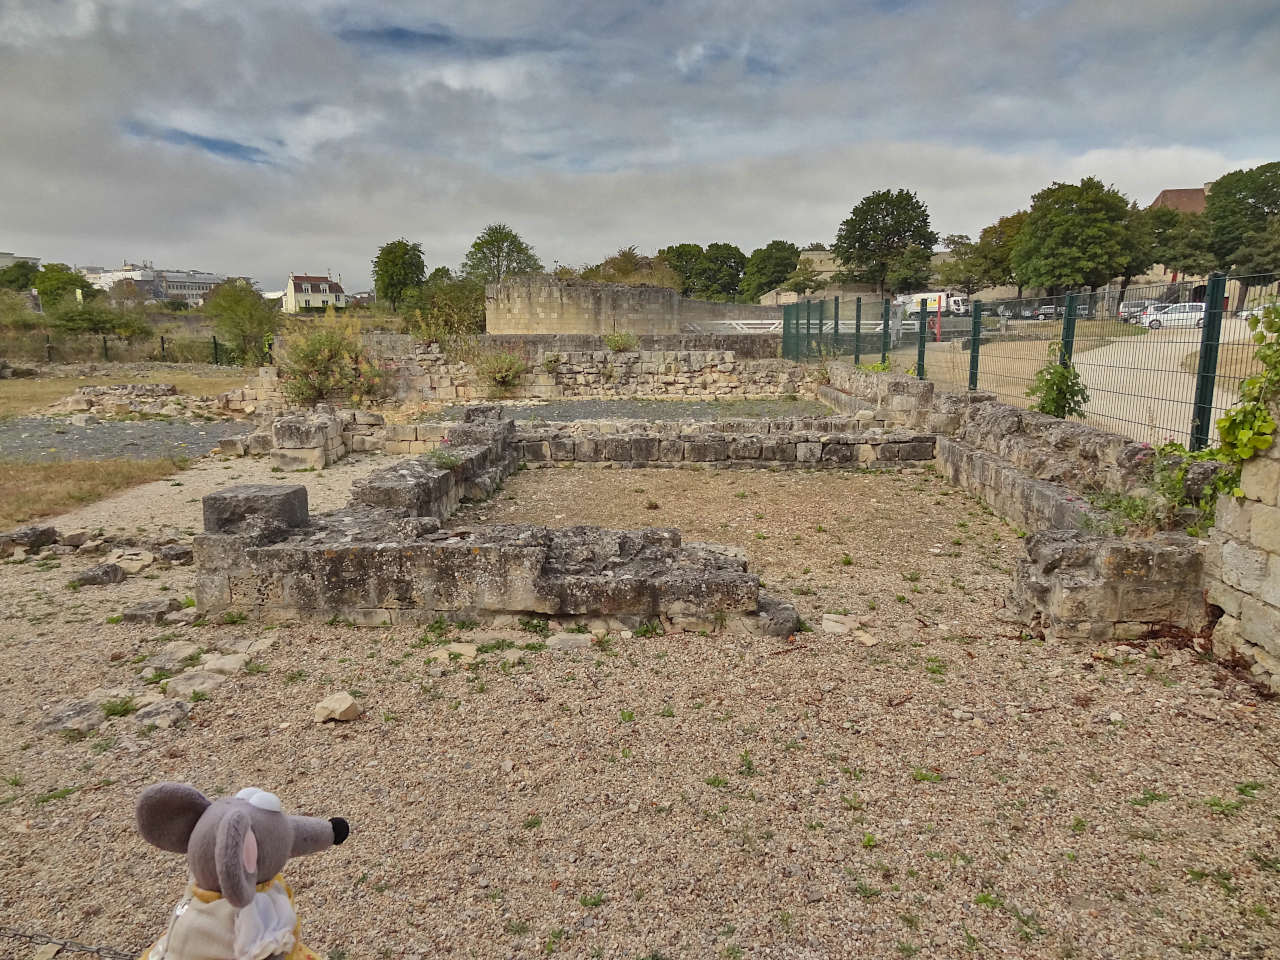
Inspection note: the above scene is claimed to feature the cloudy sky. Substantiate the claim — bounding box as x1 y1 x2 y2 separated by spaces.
1 0 1277 290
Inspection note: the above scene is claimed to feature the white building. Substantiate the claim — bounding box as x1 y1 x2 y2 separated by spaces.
80 261 227 306
282 273 346 313
0 252 41 270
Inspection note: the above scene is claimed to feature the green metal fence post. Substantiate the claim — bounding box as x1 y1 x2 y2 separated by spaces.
782 304 790 360
102 335 108 361
213 335 220 365
854 297 862 366
881 299 889 365
1190 273 1228 451
832 296 840 355
916 298 927 379
968 301 982 391
45 333 52 363
1060 293 1078 365
805 299 813 359
816 298 825 357
160 335 166 361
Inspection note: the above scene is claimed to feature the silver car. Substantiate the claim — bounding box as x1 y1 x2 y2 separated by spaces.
1142 302 1205 330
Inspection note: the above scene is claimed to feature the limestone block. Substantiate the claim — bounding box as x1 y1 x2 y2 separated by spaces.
549 437 576 460
1214 495 1253 540
877 443 900 461
899 440 935 460
523 440 551 461
819 442 853 463
203 483 308 533
728 438 761 460
632 436 661 461
1240 457 1280 506
575 437 601 461
1221 538 1270 594
272 447 326 471
273 416 329 449
1240 597 1280 656
1250 502 1280 553
219 436 248 457
658 439 684 462
760 439 796 462
386 423 417 442
407 441 434 454
355 410 385 426
384 441 411 455
246 432 275 455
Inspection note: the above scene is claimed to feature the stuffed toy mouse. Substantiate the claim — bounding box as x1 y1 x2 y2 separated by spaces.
135 782 350 960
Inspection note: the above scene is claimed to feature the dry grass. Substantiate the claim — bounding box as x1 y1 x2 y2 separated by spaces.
0 458 185 528
1180 342 1263 381
0 372 249 419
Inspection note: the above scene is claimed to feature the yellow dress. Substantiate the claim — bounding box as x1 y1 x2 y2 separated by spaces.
140 874 322 960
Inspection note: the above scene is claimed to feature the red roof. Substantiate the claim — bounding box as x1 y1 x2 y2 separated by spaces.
1149 188 1206 214
291 274 344 293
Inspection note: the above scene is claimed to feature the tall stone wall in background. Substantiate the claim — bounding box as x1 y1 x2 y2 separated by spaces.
485 279 782 335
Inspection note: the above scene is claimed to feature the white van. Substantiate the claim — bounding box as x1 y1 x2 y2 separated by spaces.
1142 302 1205 330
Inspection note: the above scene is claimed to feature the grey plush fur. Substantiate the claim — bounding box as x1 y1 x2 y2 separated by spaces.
137 782 349 909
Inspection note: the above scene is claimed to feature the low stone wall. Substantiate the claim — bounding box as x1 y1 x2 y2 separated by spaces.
514 416 934 468
1203 415 1280 692
362 332 783 360
194 406 797 634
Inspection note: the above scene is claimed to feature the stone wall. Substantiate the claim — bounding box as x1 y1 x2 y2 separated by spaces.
514 416 934 468
361 332 783 361
1203 415 1280 692
195 406 798 635
485 279 783 335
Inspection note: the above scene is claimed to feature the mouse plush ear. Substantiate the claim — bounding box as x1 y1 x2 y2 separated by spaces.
214 807 257 909
136 783 210 853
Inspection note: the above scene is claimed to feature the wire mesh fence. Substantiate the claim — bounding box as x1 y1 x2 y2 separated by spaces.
0 330 243 365
783 272 1278 448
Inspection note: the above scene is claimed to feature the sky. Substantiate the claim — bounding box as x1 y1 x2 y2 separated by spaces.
1 0 1277 291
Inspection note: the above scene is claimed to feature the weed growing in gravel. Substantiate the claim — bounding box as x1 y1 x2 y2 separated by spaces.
924 657 946 676
912 768 942 783
1187 868 1237 896
145 668 174 686
620 709 635 722
578 891 605 907
106 615 123 624
519 616 551 638
862 832 878 848
101 696 136 717
190 690 209 703
1129 788 1169 807
504 919 531 936
542 928 567 953
738 751 756 776
221 610 247 624
1206 796 1245 816
4 774 22 787
35 786 79 803
283 670 308 684
1236 781 1266 798
704 774 728 788
523 814 542 829
635 619 664 638
1071 817 1087 834
658 705 674 717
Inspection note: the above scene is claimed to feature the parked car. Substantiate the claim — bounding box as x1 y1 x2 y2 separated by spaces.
1142 302 1205 330
1033 304 1057 321
1240 301 1278 323
1118 299 1159 322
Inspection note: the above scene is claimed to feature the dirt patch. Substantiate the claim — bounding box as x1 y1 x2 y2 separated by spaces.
0 464 1277 959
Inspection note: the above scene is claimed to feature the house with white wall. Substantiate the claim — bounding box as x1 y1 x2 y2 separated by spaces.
282 273 346 313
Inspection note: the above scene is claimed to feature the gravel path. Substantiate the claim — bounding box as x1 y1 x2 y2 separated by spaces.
0 416 249 462
428 396 830 422
1 464 1275 959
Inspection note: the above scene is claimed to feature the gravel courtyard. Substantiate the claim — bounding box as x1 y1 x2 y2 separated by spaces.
0 462 1276 959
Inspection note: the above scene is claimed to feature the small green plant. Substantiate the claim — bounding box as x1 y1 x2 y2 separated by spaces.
603 331 639 352
1129 788 1169 807
1026 343 1089 418
579 891 605 907
619 709 635 723
542 352 561 373
429 449 462 470
100 696 137 718
518 616 551 638
738 750 756 777
912 767 943 783
244 661 267 675
1206 796 1244 816
705 774 728 789
1070 816 1087 834
35 786 80 803
221 610 248 625
523 814 543 829
635 619 664 638
475 350 529 394
190 690 210 703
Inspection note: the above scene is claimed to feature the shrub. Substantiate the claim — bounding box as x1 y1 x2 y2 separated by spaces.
603 331 639 352
475 351 528 394
1217 304 1280 464
542 352 561 373
279 315 393 407
1027 343 1089 419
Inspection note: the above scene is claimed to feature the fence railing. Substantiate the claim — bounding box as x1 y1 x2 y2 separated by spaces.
0 331 244 366
785 272 1279 448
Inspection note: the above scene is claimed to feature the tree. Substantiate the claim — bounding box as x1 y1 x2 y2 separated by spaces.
1114 203 1157 303
203 280 280 366
884 245 934 296
935 234 984 296
688 242 746 301
581 246 681 289
973 210 1029 297
1205 162 1280 269
783 258 826 295
33 263 96 309
0 288 40 330
0 259 39 291
1156 212 1215 278
655 243 705 296
461 224 543 284
401 269 486 345
832 189 938 295
48 300 152 339
1009 177 1130 291
739 241 800 302
371 238 426 312
1229 217 1280 279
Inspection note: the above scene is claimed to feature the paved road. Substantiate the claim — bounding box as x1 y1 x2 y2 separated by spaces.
0 417 247 462
428 397 831 422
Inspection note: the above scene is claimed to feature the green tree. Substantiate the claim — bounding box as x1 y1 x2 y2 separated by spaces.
689 242 746 301
655 243 705 296
581 247 681 289
371 238 426 312
203 280 280 366
782 258 826 295
401 270 486 345
1115 203 1158 303
33 263 96 309
48 300 152 339
1205 162 1280 268
0 259 40 291
0 288 41 330
1229 217 1280 280
973 210 1029 297
884 244 934 296
935 234 984 296
461 224 543 284
1155 212 1215 278
739 240 800 302
1010 177 1131 291
832 189 938 295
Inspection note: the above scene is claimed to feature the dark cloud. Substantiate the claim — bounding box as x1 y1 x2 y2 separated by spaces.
0 0 1275 289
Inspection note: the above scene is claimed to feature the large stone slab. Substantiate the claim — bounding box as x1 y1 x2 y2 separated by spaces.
203 484 308 534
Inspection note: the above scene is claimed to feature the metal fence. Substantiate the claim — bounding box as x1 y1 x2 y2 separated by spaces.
784 272 1279 448
0 330 243 365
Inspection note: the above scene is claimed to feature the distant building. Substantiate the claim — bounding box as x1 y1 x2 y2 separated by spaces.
0 252 41 270
81 261 227 306
347 290 376 308
1150 185 1208 215
282 273 346 313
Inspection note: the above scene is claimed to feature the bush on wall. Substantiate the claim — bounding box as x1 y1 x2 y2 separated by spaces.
279 312 393 407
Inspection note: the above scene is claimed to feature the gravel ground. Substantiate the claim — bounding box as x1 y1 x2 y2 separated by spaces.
0 416 250 462
427 397 830 422
0 464 1277 960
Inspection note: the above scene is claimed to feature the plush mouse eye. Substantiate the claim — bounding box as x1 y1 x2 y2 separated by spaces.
248 791 282 812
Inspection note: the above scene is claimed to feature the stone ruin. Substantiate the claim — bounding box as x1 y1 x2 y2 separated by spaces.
195 407 799 635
